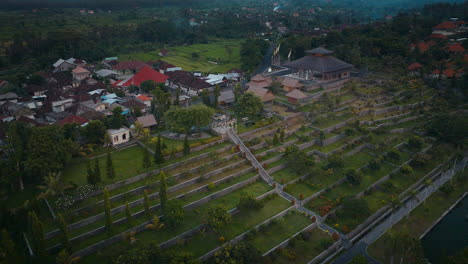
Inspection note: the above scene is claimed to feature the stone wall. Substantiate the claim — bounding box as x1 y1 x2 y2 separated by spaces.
321 133 347 147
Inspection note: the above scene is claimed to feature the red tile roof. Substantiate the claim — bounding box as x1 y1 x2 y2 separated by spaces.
442 69 457 78
112 61 151 71
426 40 437 47
118 67 169 87
407 62 423 71
137 95 152 101
446 43 465 52
433 21 456 29
56 115 88 126
416 42 429 53
429 33 448 39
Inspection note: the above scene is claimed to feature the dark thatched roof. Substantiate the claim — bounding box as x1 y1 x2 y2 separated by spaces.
306 47 333 55
284 53 353 74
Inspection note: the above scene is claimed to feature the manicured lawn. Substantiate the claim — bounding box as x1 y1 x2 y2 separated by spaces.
269 227 333 264
272 167 300 184
248 210 312 254
173 195 291 257
62 145 147 186
368 170 468 263
118 39 244 73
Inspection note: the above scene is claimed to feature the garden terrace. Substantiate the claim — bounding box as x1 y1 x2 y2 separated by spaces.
244 210 313 254
54 141 233 214
311 111 354 130
173 194 291 258
265 227 334 264
46 154 253 243
304 149 412 218
49 170 268 256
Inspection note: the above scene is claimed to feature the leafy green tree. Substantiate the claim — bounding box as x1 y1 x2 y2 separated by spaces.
142 147 151 168
280 129 285 142
284 146 315 175
273 133 280 146
143 190 152 220
25 126 72 181
201 89 211 107
165 104 215 133
159 172 168 210
28 211 45 256
36 173 72 200
109 107 126 129
338 196 370 220
427 113 467 148
237 195 262 211
164 200 184 228
345 169 362 185
106 152 115 179
125 201 132 226
183 136 190 156
140 80 157 93
407 136 424 151
103 188 113 235
57 213 71 250
56 249 79 264
234 83 242 103
0 229 15 259
93 159 102 184
82 120 106 144
154 135 165 165
234 92 264 120
207 205 231 232
6 122 30 190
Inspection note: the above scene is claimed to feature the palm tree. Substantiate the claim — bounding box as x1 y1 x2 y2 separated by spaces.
37 173 73 200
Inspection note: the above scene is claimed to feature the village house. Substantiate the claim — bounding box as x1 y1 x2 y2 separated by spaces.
165 70 213 96
122 99 147 115
112 61 151 74
52 98 74 113
113 66 169 89
107 127 131 146
136 95 152 107
95 69 118 79
55 115 88 126
282 77 303 92
80 99 107 112
53 58 86 72
135 115 157 130
286 89 308 104
246 74 272 89
72 66 91 81
218 90 235 107
407 62 423 76
246 86 275 103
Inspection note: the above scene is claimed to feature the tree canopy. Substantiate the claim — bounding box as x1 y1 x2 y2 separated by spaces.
165 104 214 133
234 92 264 120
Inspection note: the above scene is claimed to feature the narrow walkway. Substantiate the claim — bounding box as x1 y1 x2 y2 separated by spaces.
333 157 467 264
227 129 274 185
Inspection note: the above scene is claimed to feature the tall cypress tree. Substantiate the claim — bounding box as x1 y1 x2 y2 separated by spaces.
57 213 71 250
103 188 113 235
159 172 168 210
125 201 132 226
94 159 102 184
174 87 180 106
86 162 94 185
183 136 190 156
214 84 220 108
106 152 115 179
154 135 164 164
28 211 45 256
143 190 152 220
142 147 151 168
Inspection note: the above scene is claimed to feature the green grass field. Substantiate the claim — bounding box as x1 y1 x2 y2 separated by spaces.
118 39 244 73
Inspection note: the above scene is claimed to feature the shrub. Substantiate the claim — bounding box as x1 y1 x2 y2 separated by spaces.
400 164 413 175
345 169 362 185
